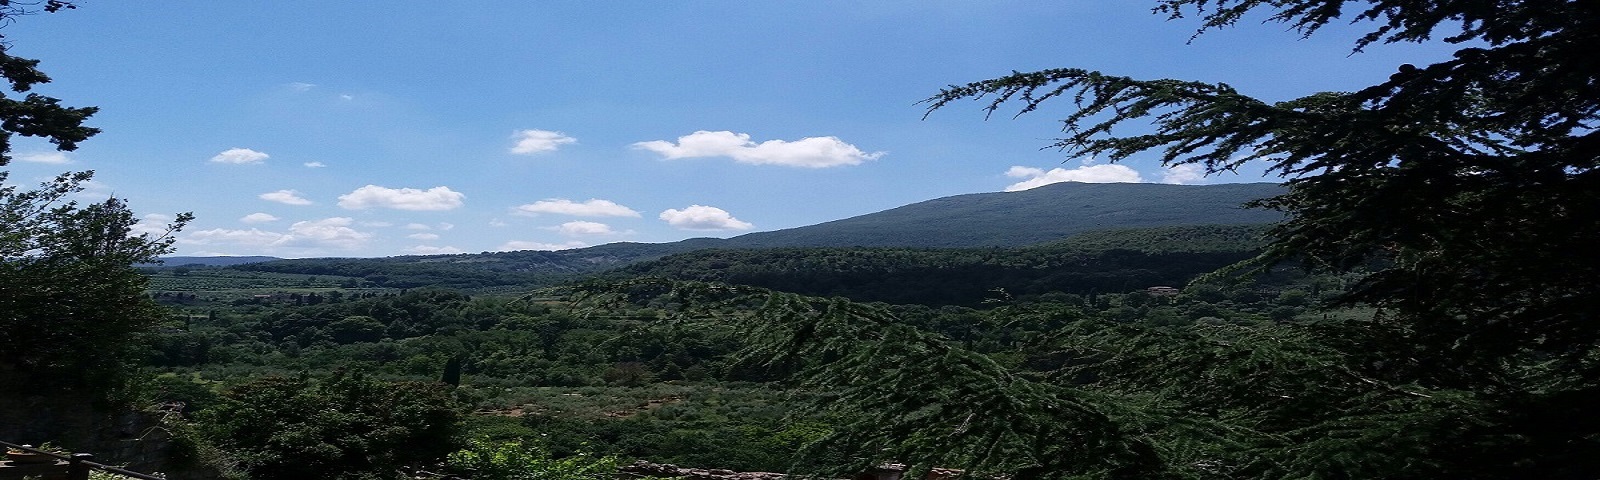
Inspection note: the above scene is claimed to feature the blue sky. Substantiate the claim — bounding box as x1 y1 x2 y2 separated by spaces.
3 1 1460 258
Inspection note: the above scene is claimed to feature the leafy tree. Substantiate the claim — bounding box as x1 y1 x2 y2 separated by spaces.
445 437 619 480
0 3 190 395
197 371 463 480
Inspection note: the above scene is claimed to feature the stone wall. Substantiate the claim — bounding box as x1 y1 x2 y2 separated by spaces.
0 385 216 480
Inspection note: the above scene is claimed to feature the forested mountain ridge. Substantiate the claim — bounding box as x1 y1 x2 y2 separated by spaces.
149 256 281 267
713 181 1284 248
226 182 1282 288
616 224 1270 305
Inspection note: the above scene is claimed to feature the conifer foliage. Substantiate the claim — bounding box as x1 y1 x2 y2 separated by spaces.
914 1 1599 476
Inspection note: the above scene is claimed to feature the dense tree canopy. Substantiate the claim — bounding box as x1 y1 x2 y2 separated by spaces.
0 2 188 393
757 0 1600 476
925 1 1599 370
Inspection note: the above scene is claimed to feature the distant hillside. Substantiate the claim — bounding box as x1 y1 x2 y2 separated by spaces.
712 181 1284 248
232 242 717 289
147 256 282 267
618 224 1271 305
231 182 1284 288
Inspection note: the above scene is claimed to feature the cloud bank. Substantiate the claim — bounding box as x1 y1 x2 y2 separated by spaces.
18 152 71 164
338 185 465 211
259 190 313 205
510 129 577 155
211 148 270 164
183 217 372 252
1160 164 1208 185
556 221 615 236
513 198 640 217
497 240 588 252
634 130 883 168
659 205 754 231
239 213 279 224
1003 165 1143 191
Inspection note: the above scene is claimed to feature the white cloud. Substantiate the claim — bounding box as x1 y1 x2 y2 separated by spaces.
72 179 114 200
259 189 314 205
1003 164 1144 191
513 198 640 217
240 213 280 224
337 185 465 211
496 240 587 252
360 221 394 227
287 82 317 92
1160 163 1208 185
283 217 371 250
633 130 883 168
406 245 464 255
183 228 289 248
131 213 174 237
210 148 270 165
510 129 577 155
404 223 432 230
659 205 754 231
555 221 615 236
407 233 441 240
18 152 71 164
304 161 327 168
489 219 509 227
438 222 455 231
184 217 371 252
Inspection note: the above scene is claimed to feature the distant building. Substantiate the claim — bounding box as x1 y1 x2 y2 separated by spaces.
1146 286 1180 296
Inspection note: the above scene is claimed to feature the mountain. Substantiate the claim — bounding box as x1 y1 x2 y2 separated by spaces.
232 182 1285 287
712 181 1285 248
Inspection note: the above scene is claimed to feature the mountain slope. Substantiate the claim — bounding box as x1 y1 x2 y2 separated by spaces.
231 182 1285 287
618 224 1271 305
716 181 1284 248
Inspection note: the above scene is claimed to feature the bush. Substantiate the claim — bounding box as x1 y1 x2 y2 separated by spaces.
445 437 619 480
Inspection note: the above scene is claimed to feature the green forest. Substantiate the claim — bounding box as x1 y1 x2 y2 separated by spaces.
4 1 1598 479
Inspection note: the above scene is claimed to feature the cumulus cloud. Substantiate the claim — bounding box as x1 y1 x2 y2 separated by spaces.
130 214 175 237
70 179 114 201
407 233 441 240
259 190 314 205
406 245 464 255
633 130 883 168
18 152 71 164
211 148 270 165
337 185 465 211
659 205 754 231
184 217 372 252
304 161 327 168
496 240 588 252
1003 165 1144 191
1160 164 1208 185
513 198 640 217
183 228 289 249
240 213 280 224
510 129 577 155
555 221 615 236
404 223 432 230
283 217 372 250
